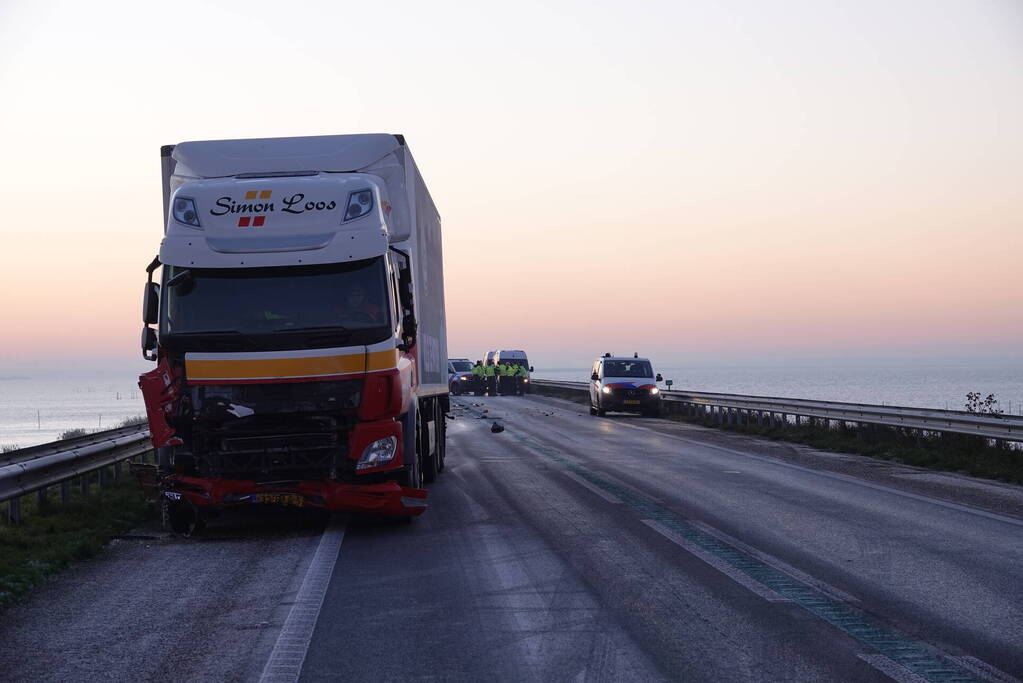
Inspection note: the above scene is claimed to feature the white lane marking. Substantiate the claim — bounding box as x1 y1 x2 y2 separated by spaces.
857 654 930 683
640 519 789 603
603 417 1023 530
687 520 859 603
259 518 346 683
562 470 623 504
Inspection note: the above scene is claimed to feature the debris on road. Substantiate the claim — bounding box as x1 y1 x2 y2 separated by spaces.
490 422 505 433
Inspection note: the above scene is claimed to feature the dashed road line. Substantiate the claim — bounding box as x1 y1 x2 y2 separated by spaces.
642 519 789 602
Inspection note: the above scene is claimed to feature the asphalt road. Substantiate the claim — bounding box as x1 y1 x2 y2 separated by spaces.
3 394 1022 682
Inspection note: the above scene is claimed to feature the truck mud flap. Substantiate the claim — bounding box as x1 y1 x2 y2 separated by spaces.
163 475 428 517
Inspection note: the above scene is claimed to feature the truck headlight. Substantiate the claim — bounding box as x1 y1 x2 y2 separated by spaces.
356 436 397 470
343 189 374 222
601 386 610 394
172 196 202 228
650 387 659 395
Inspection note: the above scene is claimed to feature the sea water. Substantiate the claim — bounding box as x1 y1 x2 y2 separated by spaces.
2 360 1021 450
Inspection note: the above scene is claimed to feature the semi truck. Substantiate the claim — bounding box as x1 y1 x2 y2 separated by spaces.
138 134 447 532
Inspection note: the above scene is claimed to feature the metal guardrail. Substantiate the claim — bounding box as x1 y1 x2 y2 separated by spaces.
1 424 153 524
531 380 1023 442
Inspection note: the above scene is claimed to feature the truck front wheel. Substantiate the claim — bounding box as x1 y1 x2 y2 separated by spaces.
399 409 424 489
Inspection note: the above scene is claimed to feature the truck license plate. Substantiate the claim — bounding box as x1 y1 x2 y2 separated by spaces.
254 493 305 507
623 400 641 405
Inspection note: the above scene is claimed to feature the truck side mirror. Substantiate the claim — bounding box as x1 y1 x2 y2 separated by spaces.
656 373 663 382
399 314 417 351
591 372 599 381
143 282 160 325
141 326 158 361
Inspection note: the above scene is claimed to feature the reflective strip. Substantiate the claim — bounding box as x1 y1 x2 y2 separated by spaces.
186 352 365 381
185 347 400 382
366 348 399 372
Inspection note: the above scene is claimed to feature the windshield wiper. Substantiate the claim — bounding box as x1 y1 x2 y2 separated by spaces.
273 326 351 334
164 330 243 336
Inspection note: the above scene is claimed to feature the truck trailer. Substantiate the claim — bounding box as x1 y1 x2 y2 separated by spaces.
138 134 447 532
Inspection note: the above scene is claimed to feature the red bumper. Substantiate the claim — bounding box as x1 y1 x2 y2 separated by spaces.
164 475 428 517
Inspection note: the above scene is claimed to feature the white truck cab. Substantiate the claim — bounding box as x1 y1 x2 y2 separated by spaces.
589 353 663 417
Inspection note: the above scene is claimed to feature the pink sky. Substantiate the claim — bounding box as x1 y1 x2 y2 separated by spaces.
1 0 1021 372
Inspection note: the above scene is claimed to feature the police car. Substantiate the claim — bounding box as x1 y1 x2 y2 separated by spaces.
589 353 663 417
447 358 474 395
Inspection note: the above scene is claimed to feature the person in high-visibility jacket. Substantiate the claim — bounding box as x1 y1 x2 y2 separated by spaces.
470 360 486 395
483 362 497 396
513 364 529 395
498 362 516 395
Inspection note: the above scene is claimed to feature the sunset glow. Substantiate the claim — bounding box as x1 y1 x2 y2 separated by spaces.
1 0 1021 373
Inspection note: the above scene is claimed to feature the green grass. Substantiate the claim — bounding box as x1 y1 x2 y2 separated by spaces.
685 413 1023 484
0 470 153 609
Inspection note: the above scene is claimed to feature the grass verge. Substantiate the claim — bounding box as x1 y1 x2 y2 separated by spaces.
0 471 153 609
689 416 1023 484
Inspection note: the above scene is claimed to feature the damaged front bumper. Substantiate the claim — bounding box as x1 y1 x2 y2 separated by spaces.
163 474 428 517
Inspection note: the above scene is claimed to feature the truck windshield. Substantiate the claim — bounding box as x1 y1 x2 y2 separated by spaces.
604 360 652 377
161 258 391 349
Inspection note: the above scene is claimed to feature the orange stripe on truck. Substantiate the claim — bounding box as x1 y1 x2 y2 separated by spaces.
366 348 399 372
186 348 398 381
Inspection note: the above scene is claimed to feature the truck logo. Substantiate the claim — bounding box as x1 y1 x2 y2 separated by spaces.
210 190 274 227
210 190 339 227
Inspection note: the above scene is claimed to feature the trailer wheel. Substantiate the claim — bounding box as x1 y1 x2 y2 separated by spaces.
436 400 447 473
423 400 439 484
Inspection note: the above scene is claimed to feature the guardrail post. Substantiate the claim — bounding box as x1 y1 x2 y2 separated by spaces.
80 474 90 497
7 497 21 525
37 487 49 512
99 465 109 489
113 461 121 480
61 480 70 504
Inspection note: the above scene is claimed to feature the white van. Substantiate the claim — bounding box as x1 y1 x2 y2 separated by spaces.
589 354 662 417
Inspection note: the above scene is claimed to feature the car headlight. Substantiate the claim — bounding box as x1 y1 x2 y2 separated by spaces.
523 378 529 383
356 436 397 470
601 386 610 394
650 387 659 395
